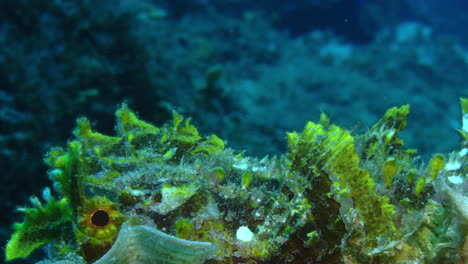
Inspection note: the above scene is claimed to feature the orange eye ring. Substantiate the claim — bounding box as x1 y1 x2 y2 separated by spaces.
78 196 123 240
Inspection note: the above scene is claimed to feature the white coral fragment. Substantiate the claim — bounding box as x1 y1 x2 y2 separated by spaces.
236 226 254 242
445 160 462 171
448 175 463 185
93 222 217 264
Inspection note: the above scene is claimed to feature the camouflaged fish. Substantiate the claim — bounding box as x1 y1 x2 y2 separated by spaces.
5 99 468 264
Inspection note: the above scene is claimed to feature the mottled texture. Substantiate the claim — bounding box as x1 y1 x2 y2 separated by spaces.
5 100 466 263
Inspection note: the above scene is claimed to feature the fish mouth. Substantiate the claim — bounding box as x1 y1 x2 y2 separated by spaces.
92 222 218 264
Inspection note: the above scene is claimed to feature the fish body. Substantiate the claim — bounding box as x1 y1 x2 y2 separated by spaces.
6 100 468 263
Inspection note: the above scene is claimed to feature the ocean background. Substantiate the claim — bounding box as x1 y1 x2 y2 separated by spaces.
1 1 466 263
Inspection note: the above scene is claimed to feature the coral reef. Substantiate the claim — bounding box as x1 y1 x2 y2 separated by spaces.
5 98 466 263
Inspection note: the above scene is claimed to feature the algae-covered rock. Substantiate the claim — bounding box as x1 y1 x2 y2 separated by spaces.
5 100 467 263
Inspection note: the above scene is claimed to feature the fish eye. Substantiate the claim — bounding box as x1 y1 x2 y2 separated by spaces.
77 197 123 263
78 196 122 240
91 209 110 227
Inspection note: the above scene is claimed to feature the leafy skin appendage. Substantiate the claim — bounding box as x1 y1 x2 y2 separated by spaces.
5 188 73 261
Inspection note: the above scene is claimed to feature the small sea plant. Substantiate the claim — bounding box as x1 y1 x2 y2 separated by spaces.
5 99 467 263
